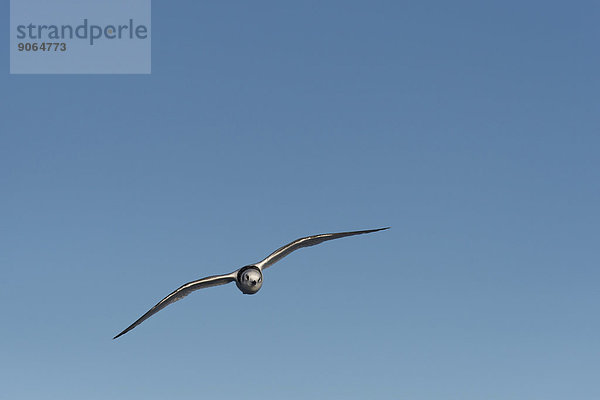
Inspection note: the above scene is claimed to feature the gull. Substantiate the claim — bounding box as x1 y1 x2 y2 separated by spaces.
113 227 389 339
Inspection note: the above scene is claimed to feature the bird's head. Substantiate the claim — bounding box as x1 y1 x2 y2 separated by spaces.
236 266 263 295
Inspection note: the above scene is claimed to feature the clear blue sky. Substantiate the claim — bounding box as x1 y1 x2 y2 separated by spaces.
1 1 599 399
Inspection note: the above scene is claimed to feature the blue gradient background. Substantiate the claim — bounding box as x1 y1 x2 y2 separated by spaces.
1 1 599 399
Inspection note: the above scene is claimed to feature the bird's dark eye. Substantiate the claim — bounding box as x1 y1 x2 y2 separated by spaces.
245 275 249 280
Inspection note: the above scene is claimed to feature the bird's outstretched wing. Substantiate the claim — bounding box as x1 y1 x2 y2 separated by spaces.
113 272 237 339
255 227 390 270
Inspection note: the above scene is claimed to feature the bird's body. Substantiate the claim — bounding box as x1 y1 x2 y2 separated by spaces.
236 266 263 294
113 227 389 339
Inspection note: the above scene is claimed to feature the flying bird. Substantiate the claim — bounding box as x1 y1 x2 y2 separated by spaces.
113 227 389 339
